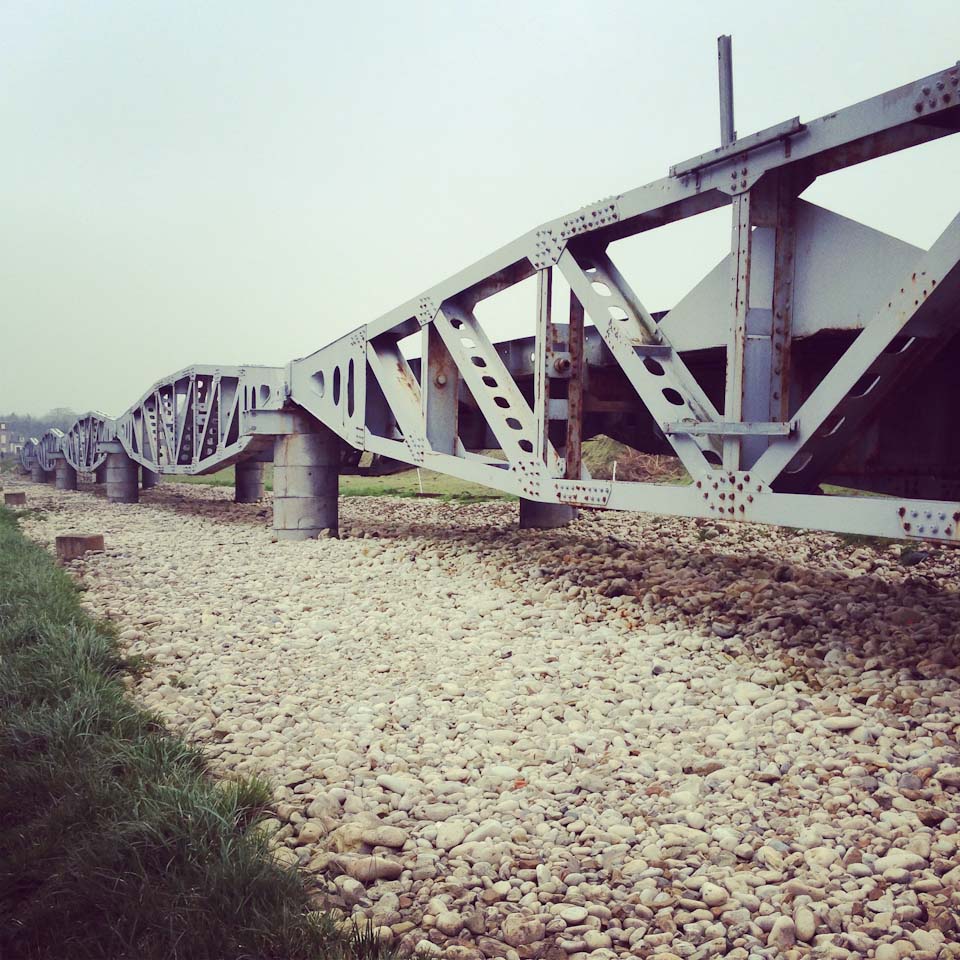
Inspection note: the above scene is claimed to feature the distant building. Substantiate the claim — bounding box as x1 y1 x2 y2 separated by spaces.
0 422 25 460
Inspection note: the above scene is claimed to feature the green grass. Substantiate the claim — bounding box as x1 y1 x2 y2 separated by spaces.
177 463 514 503
0 506 405 960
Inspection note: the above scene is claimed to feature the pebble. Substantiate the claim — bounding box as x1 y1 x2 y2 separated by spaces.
500 914 545 947
821 715 863 732
345 856 403 883
795 906 816 943
767 915 796 951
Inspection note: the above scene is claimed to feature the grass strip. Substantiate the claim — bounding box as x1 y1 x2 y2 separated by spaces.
0 506 399 960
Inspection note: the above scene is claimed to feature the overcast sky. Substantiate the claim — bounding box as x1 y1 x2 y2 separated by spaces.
2 0 958 417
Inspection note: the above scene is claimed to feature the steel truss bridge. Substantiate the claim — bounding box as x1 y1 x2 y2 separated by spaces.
20 44 960 543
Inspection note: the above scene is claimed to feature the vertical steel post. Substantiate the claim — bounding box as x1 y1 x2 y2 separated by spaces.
521 266 575 529
533 268 553 463
423 322 459 455
724 191 751 470
565 289 585 480
718 35 736 146
770 181 798 424
720 34 745 469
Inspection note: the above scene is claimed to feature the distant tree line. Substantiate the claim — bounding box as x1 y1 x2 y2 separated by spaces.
1 408 78 439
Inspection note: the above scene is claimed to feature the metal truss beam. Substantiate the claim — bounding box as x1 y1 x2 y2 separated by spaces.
37 52 960 545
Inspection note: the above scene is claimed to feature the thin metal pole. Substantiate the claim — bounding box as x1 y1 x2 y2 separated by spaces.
718 35 736 146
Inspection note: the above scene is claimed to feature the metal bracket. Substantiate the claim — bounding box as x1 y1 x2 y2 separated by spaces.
671 117 806 179
405 434 426 465
633 343 671 358
417 296 438 327
693 471 772 519
558 197 620 241
531 228 563 270
555 478 612 508
240 409 302 436
663 420 796 437
897 504 960 542
510 460 553 501
530 197 622 269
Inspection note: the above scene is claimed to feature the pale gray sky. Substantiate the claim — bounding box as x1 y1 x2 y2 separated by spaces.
2 0 958 416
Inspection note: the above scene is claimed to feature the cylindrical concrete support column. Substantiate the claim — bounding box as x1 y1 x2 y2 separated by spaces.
95 464 107 485
31 463 51 483
273 422 339 540
141 468 160 490
55 460 78 491
105 451 139 504
235 460 265 503
519 498 577 530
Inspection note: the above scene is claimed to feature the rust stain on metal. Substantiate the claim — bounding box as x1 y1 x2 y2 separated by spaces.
565 290 585 480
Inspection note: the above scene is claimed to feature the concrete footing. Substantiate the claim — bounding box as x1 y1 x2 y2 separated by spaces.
519 498 577 529
55 460 78 491
105 451 139 503
56 533 105 561
141 468 160 490
273 421 339 540
235 460 265 502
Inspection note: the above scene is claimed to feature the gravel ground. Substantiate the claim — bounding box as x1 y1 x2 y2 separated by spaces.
8 475 960 960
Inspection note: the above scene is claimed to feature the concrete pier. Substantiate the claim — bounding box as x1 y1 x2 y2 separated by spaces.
31 463 52 484
235 460 265 502
141 468 160 490
273 418 339 539
95 464 107 485
55 459 78 491
519 498 577 529
105 450 139 503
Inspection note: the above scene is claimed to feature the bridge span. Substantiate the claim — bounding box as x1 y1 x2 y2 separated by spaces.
20 45 960 545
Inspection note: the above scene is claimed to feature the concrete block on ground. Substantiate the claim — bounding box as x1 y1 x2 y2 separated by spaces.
4 492 27 506
55 533 105 562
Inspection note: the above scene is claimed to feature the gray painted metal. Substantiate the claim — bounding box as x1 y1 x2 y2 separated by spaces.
717 35 736 147
36 429 65 474
115 365 285 476
62 413 115 474
34 50 960 544
19 437 39 473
